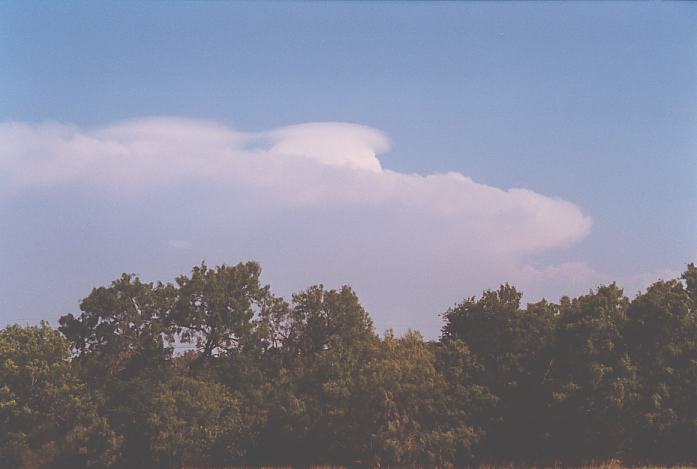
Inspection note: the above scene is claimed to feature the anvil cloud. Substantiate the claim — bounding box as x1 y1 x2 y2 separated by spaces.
0 118 594 335
0 117 591 253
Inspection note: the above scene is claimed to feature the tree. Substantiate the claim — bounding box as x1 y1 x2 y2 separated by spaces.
58 274 181 468
58 274 176 382
7 261 697 466
0 323 120 468
441 284 555 462
624 273 697 463
139 376 246 468
546 284 637 462
360 331 493 468
171 262 276 362
255 285 380 466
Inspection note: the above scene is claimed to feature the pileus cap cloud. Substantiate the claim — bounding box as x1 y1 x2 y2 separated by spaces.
269 122 389 172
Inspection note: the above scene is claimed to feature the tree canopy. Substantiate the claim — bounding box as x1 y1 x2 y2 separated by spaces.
1 262 696 468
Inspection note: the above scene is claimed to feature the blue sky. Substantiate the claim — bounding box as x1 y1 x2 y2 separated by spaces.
1 2 696 336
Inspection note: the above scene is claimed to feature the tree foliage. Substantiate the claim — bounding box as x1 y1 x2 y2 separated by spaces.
1 262 696 467
0 323 119 468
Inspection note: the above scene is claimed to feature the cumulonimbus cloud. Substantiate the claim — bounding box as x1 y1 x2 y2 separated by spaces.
0 117 591 255
1 117 600 336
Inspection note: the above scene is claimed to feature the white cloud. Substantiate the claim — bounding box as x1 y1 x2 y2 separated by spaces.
167 239 192 250
0 117 591 254
0 117 601 336
517 261 682 302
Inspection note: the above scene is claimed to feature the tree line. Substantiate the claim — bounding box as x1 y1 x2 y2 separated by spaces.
2 262 697 468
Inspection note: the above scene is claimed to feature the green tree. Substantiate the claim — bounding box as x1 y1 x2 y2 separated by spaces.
8 261 697 466
58 274 176 382
58 274 181 468
441 285 555 462
0 323 120 468
360 331 493 468
257 285 380 466
140 376 246 468
624 271 697 463
546 284 637 462
168 262 291 466
171 262 275 362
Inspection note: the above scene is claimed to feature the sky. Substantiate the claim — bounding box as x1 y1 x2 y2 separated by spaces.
1 2 696 337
